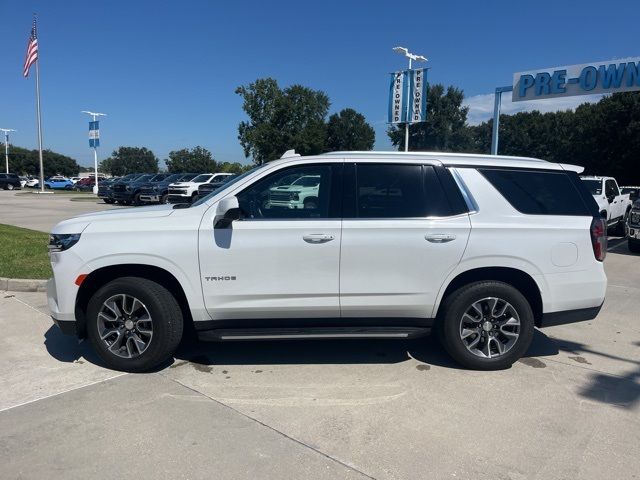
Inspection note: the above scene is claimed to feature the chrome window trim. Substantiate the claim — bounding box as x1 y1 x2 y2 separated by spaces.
449 167 479 214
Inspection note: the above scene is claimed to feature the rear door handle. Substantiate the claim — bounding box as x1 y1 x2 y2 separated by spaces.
425 233 456 243
303 234 335 244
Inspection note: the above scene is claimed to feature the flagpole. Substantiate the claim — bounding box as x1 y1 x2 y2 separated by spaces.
35 53 44 193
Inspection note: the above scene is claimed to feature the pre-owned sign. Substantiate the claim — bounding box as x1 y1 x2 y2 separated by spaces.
513 57 640 102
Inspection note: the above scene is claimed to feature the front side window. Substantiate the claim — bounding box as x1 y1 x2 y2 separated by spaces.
605 179 619 197
237 164 337 219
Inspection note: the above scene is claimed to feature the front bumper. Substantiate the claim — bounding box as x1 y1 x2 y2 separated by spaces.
139 194 160 202
627 223 640 239
168 194 191 203
112 192 134 202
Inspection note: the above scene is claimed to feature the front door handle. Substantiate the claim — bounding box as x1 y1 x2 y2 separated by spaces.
425 233 456 243
303 234 335 244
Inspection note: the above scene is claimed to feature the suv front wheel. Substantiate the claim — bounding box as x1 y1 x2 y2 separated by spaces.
86 277 183 372
438 281 534 370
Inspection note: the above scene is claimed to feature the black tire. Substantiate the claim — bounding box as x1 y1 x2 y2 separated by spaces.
629 238 640 254
160 193 168 204
438 281 535 370
132 193 142 206
86 277 183 372
103 198 115 204
613 210 630 237
191 193 199 203
303 197 318 209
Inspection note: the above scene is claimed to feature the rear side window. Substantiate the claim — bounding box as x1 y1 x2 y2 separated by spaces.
346 164 454 218
480 168 592 216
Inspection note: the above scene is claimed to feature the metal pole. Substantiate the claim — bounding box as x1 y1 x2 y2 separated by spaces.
490 86 514 155
4 133 8 174
404 58 412 152
35 58 45 192
491 88 501 155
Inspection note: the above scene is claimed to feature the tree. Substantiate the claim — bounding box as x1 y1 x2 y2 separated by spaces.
236 78 330 163
99 147 158 175
217 161 250 174
326 108 375 151
7 146 80 177
387 84 472 152
165 146 216 173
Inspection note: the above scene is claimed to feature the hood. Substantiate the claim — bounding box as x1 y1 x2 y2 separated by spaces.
271 185 301 192
51 204 174 234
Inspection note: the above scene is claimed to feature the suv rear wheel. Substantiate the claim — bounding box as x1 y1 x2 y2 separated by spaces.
86 277 183 372
438 281 534 370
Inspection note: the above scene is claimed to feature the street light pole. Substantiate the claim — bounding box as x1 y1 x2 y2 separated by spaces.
0 129 16 174
392 47 428 152
81 111 106 194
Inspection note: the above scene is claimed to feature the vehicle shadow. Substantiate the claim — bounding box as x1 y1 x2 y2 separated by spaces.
172 328 558 371
607 236 639 256
43 325 102 365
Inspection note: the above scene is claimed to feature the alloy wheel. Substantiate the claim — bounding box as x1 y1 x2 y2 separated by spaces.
459 297 520 359
97 294 153 359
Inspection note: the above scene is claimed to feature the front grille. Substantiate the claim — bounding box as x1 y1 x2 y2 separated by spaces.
169 188 187 195
112 184 127 193
140 187 155 194
270 191 294 202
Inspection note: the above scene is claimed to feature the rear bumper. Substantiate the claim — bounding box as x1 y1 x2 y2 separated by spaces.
538 303 603 328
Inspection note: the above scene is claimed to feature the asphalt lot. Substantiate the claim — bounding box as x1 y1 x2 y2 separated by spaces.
0 189 124 232
0 190 639 479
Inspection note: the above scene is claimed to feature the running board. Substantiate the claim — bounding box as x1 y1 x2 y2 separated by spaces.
197 326 430 342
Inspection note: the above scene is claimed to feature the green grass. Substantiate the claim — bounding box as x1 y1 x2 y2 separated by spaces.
0 224 52 279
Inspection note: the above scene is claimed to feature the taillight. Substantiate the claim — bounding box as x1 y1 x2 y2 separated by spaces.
590 217 607 262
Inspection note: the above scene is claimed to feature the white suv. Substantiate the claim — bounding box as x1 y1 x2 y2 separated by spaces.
47 151 607 372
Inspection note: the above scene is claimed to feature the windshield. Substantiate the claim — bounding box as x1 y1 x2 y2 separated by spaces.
150 173 170 182
581 179 602 195
192 174 213 183
191 166 262 207
178 173 198 181
133 174 154 183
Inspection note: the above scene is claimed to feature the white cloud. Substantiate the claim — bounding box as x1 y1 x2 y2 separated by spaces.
463 92 605 125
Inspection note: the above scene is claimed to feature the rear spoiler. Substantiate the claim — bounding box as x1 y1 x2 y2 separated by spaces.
560 163 585 174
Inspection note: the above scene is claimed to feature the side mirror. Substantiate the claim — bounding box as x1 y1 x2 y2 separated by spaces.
214 196 241 229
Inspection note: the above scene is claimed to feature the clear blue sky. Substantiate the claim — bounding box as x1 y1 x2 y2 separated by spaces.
1 0 639 167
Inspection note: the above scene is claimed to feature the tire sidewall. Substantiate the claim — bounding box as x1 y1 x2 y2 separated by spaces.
441 281 534 370
86 278 182 372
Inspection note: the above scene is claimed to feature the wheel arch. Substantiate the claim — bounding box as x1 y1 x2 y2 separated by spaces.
435 267 543 327
75 264 193 339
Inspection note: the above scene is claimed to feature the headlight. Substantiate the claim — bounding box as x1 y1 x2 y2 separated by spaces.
48 233 81 252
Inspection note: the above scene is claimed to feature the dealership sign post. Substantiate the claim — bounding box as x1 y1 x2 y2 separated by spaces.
491 57 640 154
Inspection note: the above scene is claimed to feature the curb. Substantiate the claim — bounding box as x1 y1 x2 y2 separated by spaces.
0 277 48 293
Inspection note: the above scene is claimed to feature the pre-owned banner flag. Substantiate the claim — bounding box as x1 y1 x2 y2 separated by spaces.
388 71 408 123
89 121 100 148
409 68 428 123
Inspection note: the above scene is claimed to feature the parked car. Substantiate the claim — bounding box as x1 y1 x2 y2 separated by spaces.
97 178 121 203
25 177 39 188
19 176 28 188
580 176 632 235
47 150 607 373
266 174 321 210
168 173 234 203
0 173 22 190
621 186 640 202
44 178 74 190
195 174 238 201
111 173 156 205
626 199 640 253
70 177 82 184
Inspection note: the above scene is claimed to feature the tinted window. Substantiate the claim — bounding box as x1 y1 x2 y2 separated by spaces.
352 164 451 218
581 179 602 195
605 179 619 197
480 169 591 216
237 164 337 219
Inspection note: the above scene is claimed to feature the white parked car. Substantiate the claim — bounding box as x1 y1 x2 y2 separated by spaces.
47 151 607 372
25 178 39 188
70 177 82 184
580 176 632 235
167 173 234 203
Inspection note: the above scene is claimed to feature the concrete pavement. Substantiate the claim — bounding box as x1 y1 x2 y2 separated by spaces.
0 243 638 479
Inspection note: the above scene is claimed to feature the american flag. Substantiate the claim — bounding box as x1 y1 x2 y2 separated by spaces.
23 18 38 78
